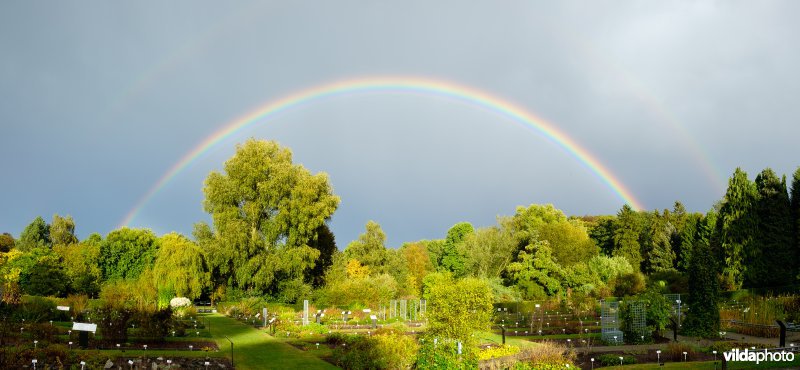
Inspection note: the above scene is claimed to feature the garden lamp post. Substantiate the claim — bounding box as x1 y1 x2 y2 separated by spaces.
619 356 623 366
32 359 37 370
713 350 717 363
656 350 661 364
683 351 687 361
590 358 594 370
80 361 85 370
189 345 193 351
34 340 38 349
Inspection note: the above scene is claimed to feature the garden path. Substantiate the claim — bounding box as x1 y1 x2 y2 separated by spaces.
205 313 339 370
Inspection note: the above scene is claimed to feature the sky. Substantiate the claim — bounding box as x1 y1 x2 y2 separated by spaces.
2 1 799 248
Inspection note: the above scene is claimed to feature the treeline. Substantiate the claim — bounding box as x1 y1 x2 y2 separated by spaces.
1 139 798 309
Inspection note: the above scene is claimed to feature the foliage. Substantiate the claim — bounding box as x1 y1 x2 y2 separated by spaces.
460 219 517 279
423 273 493 344
518 341 576 369
305 224 337 288
98 227 159 281
13 295 57 322
477 344 520 360
749 168 793 286
791 168 800 282
0 232 15 252
345 221 390 273
54 241 101 296
506 241 564 299
613 204 643 271
17 216 50 251
202 139 339 298
682 217 720 338
716 168 757 289
598 354 636 366
50 213 78 246
330 332 418 370
152 232 210 301
170 297 192 309
16 247 69 296
416 337 478 370
612 272 646 297
440 222 474 276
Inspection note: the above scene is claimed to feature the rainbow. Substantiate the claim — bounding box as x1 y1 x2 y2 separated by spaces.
119 76 644 228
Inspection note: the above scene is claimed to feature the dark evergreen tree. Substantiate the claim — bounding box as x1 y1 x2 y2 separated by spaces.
749 169 792 287
790 168 800 281
716 168 757 289
306 224 337 288
588 216 616 256
613 204 643 271
683 213 720 338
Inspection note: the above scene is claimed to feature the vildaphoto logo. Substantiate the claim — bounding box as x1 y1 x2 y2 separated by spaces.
723 348 795 364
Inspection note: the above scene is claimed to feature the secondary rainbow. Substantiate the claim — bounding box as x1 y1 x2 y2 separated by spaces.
119 76 644 228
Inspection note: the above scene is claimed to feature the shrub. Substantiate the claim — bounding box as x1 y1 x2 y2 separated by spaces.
14 296 56 322
598 354 636 366
523 341 576 368
478 344 520 360
666 342 698 362
416 337 478 370
170 297 192 309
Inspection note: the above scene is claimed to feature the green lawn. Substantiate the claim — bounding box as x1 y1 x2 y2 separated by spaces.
616 358 800 369
204 313 339 370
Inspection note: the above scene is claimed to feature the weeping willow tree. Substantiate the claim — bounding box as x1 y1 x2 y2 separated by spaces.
152 233 210 305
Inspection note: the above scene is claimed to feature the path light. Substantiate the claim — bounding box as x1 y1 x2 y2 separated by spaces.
34 340 38 349
204 361 210 367
713 350 717 362
172 330 176 337
316 343 319 350
656 350 661 364
613 335 618 344
128 360 133 369
683 351 687 361
69 341 73 349
68 330 72 337
196 331 200 337
189 345 193 351
117 344 121 350
80 361 85 370
32 359 37 370
619 356 623 366
590 358 594 370
49 320 52 326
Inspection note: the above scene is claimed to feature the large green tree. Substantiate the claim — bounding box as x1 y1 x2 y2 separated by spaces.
613 204 643 271
749 168 793 286
439 222 474 276
98 228 160 281
460 219 517 278
50 214 78 246
422 273 493 345
305 224 337 288
344 221 389 273
152 233 210 300
202 139 339 297
683 213 720 338
17 216 50 251
506 240 565 299
54 239 102 296
716 168 757 289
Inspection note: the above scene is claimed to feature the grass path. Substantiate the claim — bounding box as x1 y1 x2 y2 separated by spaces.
205 313 339 370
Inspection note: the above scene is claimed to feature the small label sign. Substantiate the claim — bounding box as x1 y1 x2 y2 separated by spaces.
72 322 97 333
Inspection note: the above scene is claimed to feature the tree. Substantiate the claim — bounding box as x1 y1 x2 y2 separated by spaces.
400 242 434 296
305 224 337 288
643 211 676 273
749 168 793 286
422 273 493 345
344 221 389 273
98 228 160 281
0 233 14 252
202 139 339 297
586 215 616 256
17 216 50 251
506 241 565 299
613 205 643 271
54 240 102 296
683 213 720 338
538 218 599 266
50 214 78 246
440 222 474 276
460 219 517 278
152 233 210 301
12 247 69 297
791 168 800 281
716 168 756 289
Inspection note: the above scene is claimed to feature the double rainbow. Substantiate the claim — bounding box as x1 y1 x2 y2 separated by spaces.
119 76 643 228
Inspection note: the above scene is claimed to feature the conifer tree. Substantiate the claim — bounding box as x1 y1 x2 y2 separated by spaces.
716 168 756 289
750 168 792 286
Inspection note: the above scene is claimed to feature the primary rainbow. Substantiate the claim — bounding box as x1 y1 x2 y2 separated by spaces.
119 76 644 228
